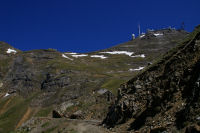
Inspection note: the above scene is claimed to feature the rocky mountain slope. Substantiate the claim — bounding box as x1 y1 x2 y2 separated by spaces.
0 28 188 132
103 25 200 132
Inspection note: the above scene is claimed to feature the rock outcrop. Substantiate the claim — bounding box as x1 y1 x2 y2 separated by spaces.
103 25 200 132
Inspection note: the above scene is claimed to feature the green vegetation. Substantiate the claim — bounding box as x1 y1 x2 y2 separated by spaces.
0 58 12 74
0 92 40 133
0 97 9 109
42 126 58 133
68 129 78 133
0 96 28 133
41 122 50 128
35 107 53 117
101 78 127 95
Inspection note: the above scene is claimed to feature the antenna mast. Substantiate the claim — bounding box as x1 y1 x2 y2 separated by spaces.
138 23 141 36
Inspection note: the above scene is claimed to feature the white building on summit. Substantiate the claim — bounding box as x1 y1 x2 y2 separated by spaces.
132 34 135 40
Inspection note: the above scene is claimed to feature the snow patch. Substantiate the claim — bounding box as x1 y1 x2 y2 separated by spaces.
100 51 145 58
65 52 77 55
141 35 145 38
97 89 108 95
100 51 134 57
7 48 17 54
140 33 146 38
90 55 107 59
72 54 88 58
140 35 145 38
4 93 10 97
131 54 145 58
129 67 144 71
62 54 73 60
154 33 163 36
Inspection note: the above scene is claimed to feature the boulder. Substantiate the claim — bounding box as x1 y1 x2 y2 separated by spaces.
70 110 83 119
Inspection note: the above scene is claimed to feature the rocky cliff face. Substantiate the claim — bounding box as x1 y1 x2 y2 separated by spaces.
103 25 200 132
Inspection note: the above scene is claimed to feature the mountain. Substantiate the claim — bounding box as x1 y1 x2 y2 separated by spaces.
103 25 200 132
0 28 188 132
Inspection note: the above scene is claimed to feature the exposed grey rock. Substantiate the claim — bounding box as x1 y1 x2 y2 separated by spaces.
135 85 142 89
96 89 115 102
103 25 200 132
41 73 70 92
52 101 81 118
70 110 83 119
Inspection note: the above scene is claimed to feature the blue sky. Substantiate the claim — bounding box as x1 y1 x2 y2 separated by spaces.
0 0 199 53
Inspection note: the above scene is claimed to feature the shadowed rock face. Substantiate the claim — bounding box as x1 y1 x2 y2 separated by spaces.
103 25 200 132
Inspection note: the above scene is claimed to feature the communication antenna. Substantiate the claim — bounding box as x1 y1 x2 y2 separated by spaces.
180 22 185 30
138 23 141 36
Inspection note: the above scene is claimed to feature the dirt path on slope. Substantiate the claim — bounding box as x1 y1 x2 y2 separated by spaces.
0 97 14 115
15 107 32 129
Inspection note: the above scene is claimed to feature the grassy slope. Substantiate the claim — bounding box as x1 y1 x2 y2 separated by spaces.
0 50 176 132
0 92 41 133
0 29 189 132
0 96 28 133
